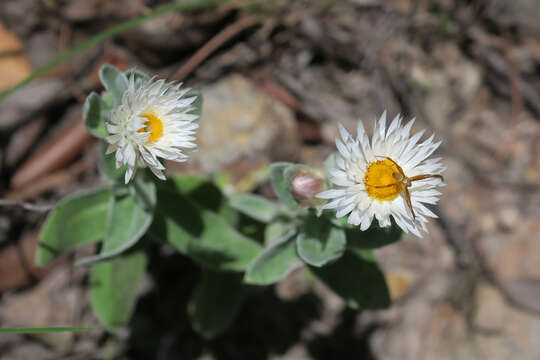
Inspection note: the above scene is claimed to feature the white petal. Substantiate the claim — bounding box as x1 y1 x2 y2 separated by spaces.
336 202 355 218
348 210 362 225
316 189 347 199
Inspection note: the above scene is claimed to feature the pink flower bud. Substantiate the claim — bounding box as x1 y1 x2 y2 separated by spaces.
291 172 326 206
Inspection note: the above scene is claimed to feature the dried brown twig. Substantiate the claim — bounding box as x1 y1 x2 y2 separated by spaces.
170 15 262 81
0 198 54 212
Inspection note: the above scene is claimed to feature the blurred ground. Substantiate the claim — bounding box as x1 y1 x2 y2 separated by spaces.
1 0 540 359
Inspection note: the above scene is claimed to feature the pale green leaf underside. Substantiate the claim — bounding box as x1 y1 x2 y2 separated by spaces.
297 213 346 267
270 162 298 208
229 193 280 223
37 187 111 267
83 92 109 139
244 230 302 285
77 176 155 266
99 65 128 107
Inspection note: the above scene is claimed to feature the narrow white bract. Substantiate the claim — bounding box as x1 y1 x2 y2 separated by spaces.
105 75 199 183
317 111 446 237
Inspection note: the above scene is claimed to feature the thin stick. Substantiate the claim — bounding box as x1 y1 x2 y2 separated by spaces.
0 199 54 212
170 15 261 82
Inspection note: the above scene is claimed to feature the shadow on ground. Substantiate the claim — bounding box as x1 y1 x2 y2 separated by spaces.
128 250 377 360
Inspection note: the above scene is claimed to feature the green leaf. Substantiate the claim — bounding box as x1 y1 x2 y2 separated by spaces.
37 187 111 266
186 89 203 118
169 175 238 225
124 68 150 84
244 229 302 285
229 193 280 223
90 248 147 331
188 270 246 339
83 92 109 138
99 64 128 106
150 182 261 271
99 141 127 182
310 249 390 310
270 162 299 208
264 220 294 245
334 218 403 249
77 174 156 266
297 213 346 267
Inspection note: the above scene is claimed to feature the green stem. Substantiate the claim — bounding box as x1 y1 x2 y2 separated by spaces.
0 327 92 334
0 0 229 103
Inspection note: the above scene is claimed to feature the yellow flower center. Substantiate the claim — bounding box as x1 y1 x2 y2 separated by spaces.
364 159 403 201
138 113 163 143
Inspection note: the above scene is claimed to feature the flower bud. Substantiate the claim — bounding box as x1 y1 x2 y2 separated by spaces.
290 170 326 206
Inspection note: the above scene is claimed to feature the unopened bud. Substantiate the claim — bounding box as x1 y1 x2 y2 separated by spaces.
291 171 326 206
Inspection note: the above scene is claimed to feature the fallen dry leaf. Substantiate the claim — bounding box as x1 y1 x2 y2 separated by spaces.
0 231 52 292
10 109 94 190
0 21 32 91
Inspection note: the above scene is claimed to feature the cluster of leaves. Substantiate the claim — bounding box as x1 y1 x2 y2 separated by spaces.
36 65 402 339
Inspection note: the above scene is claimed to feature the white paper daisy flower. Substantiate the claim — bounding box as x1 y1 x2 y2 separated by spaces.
316 111 446 237
105 75 199 183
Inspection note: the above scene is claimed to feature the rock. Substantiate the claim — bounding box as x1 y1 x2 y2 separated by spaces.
193 75 300 173
410 43 482 132
386 269 414 301
301 279 345 339
417 303 469 360
269 344 310 360
362 217 457 360
500 278 540 314
473 283 507 331
275 269 310 302
497 207 520 231
480 219 540 280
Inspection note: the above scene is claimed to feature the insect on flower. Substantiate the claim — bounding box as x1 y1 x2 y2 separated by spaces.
317 111 446 237
368 156 443 220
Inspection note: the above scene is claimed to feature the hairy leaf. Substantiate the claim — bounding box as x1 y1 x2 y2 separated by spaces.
77 174 155 265
229 193 280 223
99 65 128 106
297 213 346 267
83 92 109 138
90 248 147 331
244 230 302 285
269 162 298 208
37 187 111 266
